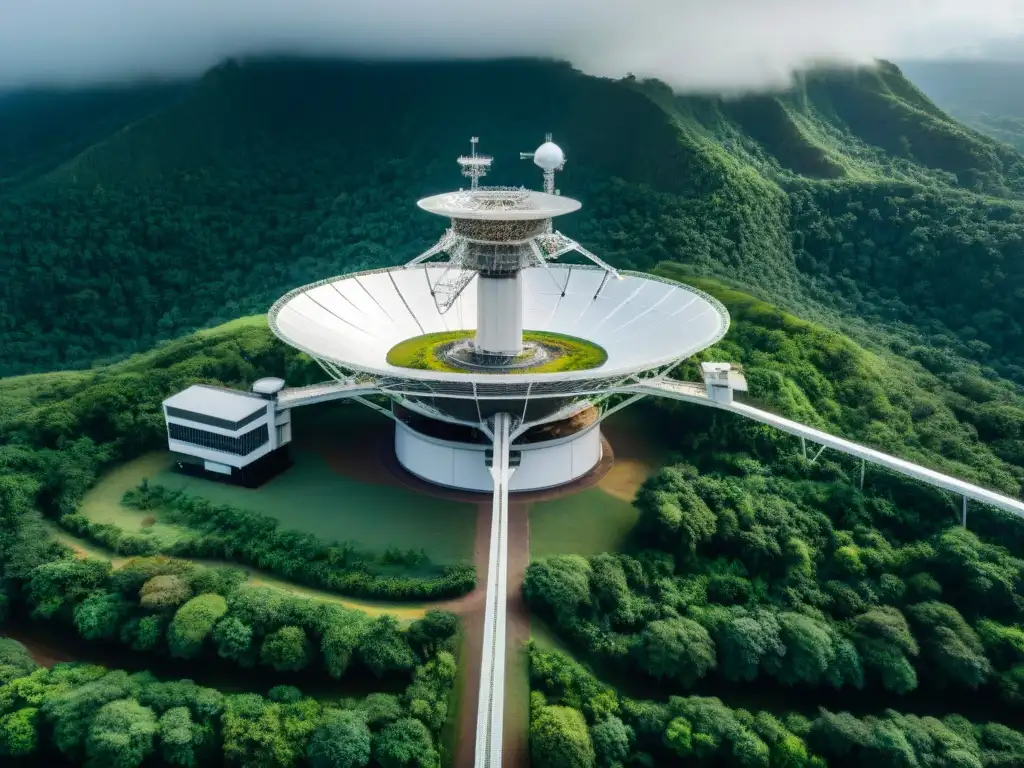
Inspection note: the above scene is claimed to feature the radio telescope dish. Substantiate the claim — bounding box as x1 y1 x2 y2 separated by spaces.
533 141 565 171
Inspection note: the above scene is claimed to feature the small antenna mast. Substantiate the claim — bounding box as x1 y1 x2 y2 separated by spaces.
457 136 492 191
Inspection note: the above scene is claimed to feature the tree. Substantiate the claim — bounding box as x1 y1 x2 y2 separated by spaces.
120 615 164 651
850 606 919 694
635 618 716 686
85 698 157 768
74 591 130 641
139 574 190 609
167 594 227 659
107 557 195 597
907 601 991 688
43 670 135 758
523 556 593 624
373 717 438 768
637 468 716 557
406 611 457 660
0 707 39 757
0 638 39 685
221 693 298 767
27 558 111 618
158 707 211 768
137 679 225 722
531 705 595 768
260 626 310 672
268 685 304 704
213 616 255 665
362 693 404 730
358 616 416 677
308 709 371 768
763 613 835 687
715 610 785 682
591 715 632 767
663 717 693 758
321 614 366 678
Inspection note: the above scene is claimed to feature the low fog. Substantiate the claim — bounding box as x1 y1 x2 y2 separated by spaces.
1 0 1022 92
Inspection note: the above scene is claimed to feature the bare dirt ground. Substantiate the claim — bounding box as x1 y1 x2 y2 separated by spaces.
598 415 663 502
503 501 531 768
452 500 492 768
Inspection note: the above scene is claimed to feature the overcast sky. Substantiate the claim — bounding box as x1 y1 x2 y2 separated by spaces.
1 0 1023 92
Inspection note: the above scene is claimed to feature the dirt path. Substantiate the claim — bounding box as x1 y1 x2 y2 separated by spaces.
453 500 493 768
450 498 532 768
503 501 531 768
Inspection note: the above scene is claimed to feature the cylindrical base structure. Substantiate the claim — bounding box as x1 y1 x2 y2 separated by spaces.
475 272 523 356
394 418 602 492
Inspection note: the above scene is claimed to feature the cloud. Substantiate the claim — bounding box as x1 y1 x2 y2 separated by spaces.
0 0 1022 92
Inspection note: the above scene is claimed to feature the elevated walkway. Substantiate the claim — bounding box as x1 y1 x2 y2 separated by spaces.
475 413 513 768
629 378 1024 519
275 380 379 409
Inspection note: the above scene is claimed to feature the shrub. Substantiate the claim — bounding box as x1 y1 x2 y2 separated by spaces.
167 594 228 659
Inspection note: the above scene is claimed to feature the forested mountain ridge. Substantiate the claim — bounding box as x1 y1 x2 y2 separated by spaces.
2 57 1023 384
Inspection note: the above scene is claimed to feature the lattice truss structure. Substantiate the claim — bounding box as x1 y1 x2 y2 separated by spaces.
406 210 619 314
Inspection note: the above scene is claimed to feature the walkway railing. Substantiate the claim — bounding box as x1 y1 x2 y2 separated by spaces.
628 379 1024 520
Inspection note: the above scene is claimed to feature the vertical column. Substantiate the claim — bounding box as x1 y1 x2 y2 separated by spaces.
475 273 523 356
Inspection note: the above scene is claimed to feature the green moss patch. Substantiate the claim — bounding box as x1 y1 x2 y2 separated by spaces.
386 330 607 374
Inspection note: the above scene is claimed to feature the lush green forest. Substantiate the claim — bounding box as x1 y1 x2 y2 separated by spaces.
0 320 464 766
2 265 1020 764
5 54 1024 766
523 278 1024 766
2 58 1024 383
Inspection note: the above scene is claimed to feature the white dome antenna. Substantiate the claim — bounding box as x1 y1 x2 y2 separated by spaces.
520 132 565 197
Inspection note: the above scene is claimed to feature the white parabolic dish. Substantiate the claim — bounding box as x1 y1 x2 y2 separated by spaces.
269 264 730 390
416 189 581 220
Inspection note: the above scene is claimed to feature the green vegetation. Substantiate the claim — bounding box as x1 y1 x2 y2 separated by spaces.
0 311 465 765
6 54 1024 763
386 330 608 374
0 317 476 603
0 633 455 766
20 551 455 685
524 274 1024 763
79 481 474 600
530 645 1024 768
78 439 476 565
900 60 1024 151
530 488 639 560
3 57 1024 387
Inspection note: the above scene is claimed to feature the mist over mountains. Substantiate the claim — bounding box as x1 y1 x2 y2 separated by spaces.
2 0 1023 92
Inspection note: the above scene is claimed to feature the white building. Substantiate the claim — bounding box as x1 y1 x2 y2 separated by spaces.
162 378 291 486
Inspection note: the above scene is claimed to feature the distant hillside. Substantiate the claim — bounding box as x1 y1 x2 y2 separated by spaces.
899 60 1024 151
0 83 186 187
1 57 1023 385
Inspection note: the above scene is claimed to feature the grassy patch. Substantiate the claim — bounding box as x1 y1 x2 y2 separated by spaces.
530 488 639 560
386 330 607 374
75 409 477 565
45 521 428 620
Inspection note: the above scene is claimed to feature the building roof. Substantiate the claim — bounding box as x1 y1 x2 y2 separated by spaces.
163 384 268 420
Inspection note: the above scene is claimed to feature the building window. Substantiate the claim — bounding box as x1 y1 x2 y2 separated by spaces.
168 423 269 456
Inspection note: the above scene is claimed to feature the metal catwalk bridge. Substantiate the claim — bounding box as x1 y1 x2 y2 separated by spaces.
628 378 1024 520
475 413 513 768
